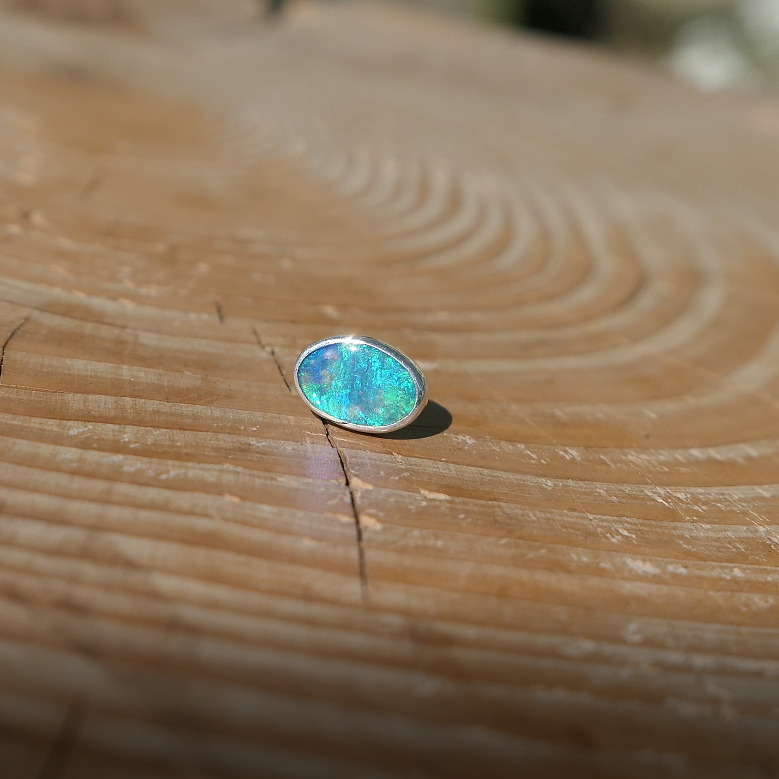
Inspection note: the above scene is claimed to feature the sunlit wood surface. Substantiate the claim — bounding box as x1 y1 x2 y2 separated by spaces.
0 1 778 776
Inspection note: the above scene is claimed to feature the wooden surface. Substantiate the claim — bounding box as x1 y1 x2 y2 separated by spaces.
0 1 778 776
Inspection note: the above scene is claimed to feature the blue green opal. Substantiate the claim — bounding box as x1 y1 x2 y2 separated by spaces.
297 341 418 428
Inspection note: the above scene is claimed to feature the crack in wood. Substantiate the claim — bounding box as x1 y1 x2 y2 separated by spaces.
323 420 368 601
0 317 28 384
79 168 103 199
250 323 365 596
251 326 291 392
35 697 85 779
214 301 224 324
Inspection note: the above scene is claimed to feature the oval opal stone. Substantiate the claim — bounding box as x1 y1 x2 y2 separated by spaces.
295 339 421 430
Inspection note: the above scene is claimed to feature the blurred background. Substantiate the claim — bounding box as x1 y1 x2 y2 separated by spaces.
375 0 779 93
400 0 779 93
7 0 779 93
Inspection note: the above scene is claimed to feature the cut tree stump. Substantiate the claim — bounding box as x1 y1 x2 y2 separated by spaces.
0 1 778 777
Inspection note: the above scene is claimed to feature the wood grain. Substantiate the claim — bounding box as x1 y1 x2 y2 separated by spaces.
0 1 778 776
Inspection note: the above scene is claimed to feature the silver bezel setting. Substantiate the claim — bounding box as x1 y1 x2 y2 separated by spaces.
293 335 428 434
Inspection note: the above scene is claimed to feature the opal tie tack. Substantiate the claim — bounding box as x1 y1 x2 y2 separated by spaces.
294 335 427 433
